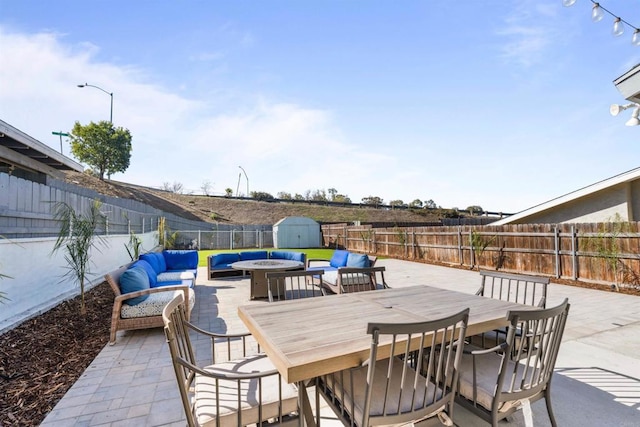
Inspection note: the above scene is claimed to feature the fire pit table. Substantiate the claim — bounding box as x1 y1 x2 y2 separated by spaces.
231 259 304 299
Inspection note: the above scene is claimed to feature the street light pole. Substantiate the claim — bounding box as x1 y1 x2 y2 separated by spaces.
77 83 113 123
238 166 249 196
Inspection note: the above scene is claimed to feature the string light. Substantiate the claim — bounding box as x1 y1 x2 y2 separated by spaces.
564 0 640 46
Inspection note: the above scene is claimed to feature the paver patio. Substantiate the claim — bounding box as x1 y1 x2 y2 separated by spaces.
41 259 640 426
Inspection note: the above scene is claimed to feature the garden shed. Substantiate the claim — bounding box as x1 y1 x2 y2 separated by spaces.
273 216 321 249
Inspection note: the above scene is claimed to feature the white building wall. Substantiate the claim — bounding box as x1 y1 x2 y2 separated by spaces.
0 231 157 333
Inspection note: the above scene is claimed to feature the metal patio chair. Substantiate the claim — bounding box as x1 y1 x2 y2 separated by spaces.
317 308 470 426
162 293 299 426
455 299 570 427
266 269 326 302
472 270 551 351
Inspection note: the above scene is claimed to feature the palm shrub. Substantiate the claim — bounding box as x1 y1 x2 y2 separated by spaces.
51 199 107 314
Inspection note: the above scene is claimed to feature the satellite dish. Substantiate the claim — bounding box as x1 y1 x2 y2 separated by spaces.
610 104 622 116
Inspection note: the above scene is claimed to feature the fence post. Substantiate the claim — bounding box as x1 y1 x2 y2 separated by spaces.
456 227 462 265
469 230 475 270
142 217 145 234
231 230 234 250
554 226 560 278
127 218 131 235
572 225 578 281
198 230 201 250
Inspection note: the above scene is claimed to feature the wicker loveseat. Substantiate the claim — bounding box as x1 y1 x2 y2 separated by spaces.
105 250 198 345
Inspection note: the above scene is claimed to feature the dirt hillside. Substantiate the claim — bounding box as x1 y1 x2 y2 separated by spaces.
62 171 445 225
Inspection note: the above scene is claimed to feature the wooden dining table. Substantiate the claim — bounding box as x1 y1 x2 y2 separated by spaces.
237 284 534 426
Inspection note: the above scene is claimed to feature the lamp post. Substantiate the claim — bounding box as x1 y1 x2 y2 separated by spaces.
51 131 70 154
238 166 249 197
77 83 113 123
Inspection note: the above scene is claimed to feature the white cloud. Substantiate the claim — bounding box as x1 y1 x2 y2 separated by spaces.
0 26 399 203
497 2 562 68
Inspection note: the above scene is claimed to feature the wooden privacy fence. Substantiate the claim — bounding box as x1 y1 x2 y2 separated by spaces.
321 222 640 290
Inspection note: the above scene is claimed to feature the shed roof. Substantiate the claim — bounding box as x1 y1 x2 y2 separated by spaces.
273 216 319 226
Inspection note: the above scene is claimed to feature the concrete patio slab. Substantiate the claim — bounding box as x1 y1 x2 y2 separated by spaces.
41 259 640 426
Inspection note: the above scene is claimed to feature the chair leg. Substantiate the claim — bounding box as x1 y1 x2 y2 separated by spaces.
545 388 558 427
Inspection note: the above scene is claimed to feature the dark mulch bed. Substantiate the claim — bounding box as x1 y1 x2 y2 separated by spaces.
0 282 112 426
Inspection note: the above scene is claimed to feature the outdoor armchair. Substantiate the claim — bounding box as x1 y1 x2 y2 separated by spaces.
455 299 570 427
162 293 299 427
266 269 326 302
317 308 470 427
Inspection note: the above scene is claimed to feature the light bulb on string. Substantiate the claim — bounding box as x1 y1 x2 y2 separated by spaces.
562 0 577 6
592 3 604 22
633 29 640 46
612 17 624 36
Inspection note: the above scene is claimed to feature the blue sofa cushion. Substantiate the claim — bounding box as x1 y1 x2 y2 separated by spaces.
347 253 370 268
139 252 167 275
330 250 350 268
211 253 240 267
119 266 150 305
163 250 199 271
270 251 306 263
240 251 269 261
131 260 158 287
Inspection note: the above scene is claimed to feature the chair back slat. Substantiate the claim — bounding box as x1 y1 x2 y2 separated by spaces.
319 308 469 426
266 269 326 302
478 270 549 308
163 294 299 427
496 299 570 404
338 266 389 294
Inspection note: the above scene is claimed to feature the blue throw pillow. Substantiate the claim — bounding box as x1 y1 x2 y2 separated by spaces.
212 253 240 266
270 251 305 262
163 250 199 270
240 251 268 261
131 260 158 287
347 253 370 268
139 252 166 275
119 267 150 305
330 250 350 268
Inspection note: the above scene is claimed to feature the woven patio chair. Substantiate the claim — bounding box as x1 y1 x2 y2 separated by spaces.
317 308 470 427
455 299 570 427
162 293 299 426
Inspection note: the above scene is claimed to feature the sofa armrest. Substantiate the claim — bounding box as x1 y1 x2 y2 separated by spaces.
306 258 330 268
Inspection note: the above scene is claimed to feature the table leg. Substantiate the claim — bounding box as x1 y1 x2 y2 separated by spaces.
298 381 317 427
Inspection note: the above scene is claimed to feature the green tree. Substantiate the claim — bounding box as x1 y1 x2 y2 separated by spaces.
424 199 437 209
277 191 292 200
225 188 233 197
250 191 275 201
409 199 423 208
327 188 338 201
466 205 484 215
389 199 405 208
362 196 383 206
70 121 132 180
51 199 107 314
334 194 352 203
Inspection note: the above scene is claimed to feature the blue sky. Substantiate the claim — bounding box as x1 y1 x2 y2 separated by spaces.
0 0 638 213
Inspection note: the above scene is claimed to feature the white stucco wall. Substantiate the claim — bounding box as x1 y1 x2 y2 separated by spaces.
0 231 157 333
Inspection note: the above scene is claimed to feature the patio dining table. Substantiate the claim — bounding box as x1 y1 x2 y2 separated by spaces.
238 284 535 426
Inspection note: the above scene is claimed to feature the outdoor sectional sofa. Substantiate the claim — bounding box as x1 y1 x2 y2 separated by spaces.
105 249 198 345
207 250 306 279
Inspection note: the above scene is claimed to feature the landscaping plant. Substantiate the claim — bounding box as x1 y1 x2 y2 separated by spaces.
51 199 107 314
